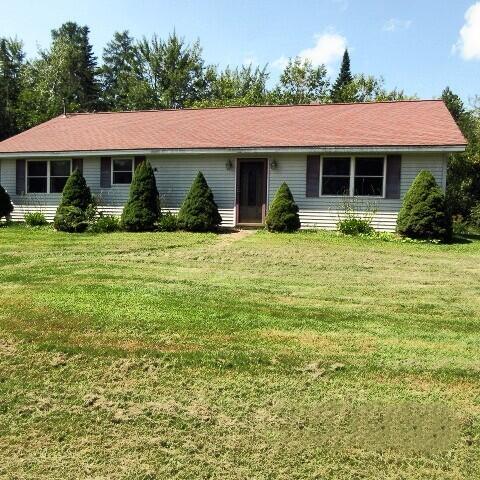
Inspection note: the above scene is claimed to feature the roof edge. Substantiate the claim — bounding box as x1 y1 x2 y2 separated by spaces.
0 144 466 158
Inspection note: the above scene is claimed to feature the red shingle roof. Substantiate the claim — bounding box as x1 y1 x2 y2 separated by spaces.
0 100 466 154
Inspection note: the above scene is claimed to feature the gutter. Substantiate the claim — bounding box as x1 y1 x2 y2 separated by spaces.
0 145 467 158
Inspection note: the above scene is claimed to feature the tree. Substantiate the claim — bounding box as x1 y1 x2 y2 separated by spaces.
177 172 221 231
442 87 480 217
270 57 329 104
397 170 452 241
54 169 93 232
0 37 25 140
335 74 410 103
331 49 353 102
138 32 210 108
193 64 269 107
51 22 100 110
0 184 13 220
58 169 93 211
121 160 160 231
17 22 99 129
265 182 300 232
100 31 153 110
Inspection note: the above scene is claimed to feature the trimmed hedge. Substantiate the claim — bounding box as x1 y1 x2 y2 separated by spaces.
397 170 452 241
265 182 300 232
121 160 160 232
177 172 222 232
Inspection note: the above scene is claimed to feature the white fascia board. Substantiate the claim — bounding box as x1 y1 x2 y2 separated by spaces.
0 145 466 158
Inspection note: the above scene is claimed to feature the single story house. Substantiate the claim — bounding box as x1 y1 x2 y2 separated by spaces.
0 100 466 230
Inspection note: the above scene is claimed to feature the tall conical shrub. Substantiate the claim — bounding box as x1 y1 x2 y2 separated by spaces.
0 184 13 221
177 172 222 232
57 169 93 211
397 170 452 241
121 160 160 231
265 182 300 232
54 169 93 232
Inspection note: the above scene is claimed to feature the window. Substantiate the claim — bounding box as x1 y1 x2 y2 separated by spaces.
321 157 351 196
112 158 133 184
319 156 385 197
50 160 71 193
354 157 385 196
27 161 47 193
27 160 71 193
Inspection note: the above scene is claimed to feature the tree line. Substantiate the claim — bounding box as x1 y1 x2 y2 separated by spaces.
0 21 479 219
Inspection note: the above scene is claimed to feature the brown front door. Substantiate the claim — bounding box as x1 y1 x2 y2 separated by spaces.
237 159 267 225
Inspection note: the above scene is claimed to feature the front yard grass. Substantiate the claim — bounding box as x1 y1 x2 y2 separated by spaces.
0 225 479 479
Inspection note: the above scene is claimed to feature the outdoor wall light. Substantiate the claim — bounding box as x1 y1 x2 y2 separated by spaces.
226 159 233 170
270 158 278 169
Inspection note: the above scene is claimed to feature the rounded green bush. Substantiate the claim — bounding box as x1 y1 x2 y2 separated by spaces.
54 206 88 233
121 161 160 232
265 182 300 232
177 172 222 232
397 170 452 241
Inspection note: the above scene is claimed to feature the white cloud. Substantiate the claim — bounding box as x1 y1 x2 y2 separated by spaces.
298 32 347 68
453 2 480 60
272 31 347 73
382 18 412 32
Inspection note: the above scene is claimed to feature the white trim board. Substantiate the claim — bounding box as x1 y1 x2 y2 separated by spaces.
0 145 466 158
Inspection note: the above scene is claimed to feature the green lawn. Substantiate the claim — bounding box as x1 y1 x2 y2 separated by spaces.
0 225 479 479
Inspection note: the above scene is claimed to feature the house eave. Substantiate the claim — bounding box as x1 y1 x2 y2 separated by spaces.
0 145 466 158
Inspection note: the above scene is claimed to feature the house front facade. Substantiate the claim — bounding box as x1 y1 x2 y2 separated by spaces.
0 101 466 230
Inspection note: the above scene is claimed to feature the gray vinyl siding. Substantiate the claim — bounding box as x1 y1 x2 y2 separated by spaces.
1 151 447 231
1 155 236 226
267 153 447 231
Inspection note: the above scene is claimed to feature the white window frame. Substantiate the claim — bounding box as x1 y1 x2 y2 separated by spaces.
26 159 72 194
319 155 386 198
320 155 352 197
111 157 134 185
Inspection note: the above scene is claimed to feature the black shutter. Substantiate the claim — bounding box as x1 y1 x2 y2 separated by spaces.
100 157 111 188
72 158 83 174
16 159 26 195
134 155 145 170
386 155 401 199
306 155 320 197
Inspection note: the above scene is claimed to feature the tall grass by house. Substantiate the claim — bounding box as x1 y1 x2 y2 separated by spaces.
0 225 479 479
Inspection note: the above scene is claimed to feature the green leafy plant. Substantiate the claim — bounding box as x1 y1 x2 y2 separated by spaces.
336 197 375 236
88 214 120 233
177 172 222 232
121 161 160 232
53 206 88 233
25 212 48 227
157 211 178 232
265 182 300 232
397 170 452 241
0 184 14 221
54 169 94 232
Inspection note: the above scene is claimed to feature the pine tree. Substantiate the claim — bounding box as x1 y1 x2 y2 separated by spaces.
57 169 93 211
331 49 353 102
54 169 93 232
121 160 160 231
0 184 13 220
265 182 300 232
177 172 222 232
397 170 452 241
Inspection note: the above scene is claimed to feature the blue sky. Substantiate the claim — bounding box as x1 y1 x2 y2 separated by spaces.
1 0 479 103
